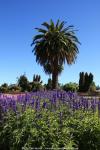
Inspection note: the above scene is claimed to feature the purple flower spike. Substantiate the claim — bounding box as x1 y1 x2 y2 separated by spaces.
42 102 47 108
35 99 40 110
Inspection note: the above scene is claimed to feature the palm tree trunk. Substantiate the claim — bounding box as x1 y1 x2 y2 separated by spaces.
51 58 59 89
52 69 58 89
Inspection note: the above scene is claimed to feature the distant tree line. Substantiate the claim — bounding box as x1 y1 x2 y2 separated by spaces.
0 74 43 93
0 72 97 93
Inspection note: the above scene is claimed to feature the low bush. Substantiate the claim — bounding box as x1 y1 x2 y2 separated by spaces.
62 82 79 92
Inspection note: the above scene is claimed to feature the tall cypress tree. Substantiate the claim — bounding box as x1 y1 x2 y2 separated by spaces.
84 72 94 92
79 72 82 91
79 72 85 92
84 72 89 92
81 72 85 91
88 73 93 87
79 72 94 92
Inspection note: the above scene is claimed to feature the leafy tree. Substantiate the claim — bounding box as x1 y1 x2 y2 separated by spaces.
0 83 9 93
62 82 78 92
89 81 96 92
96 85 100 90
1 83 8 88
31 19 80 89
17 74 29 92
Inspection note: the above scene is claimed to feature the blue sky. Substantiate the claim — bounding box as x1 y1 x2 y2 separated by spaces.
0 0 100 85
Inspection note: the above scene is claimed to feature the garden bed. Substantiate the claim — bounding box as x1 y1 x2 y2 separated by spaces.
0 91 100 149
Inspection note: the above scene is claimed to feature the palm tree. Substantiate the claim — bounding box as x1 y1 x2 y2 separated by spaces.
43 62 63 79
31 19 80 89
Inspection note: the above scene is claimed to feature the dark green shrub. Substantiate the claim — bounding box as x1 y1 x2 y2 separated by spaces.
8 84 21 93
89 81 96 92
0 83 9 93
62 82 78 92
32 82 43 91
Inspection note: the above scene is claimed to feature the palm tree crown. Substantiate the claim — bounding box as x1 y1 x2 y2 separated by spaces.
31 19 80 89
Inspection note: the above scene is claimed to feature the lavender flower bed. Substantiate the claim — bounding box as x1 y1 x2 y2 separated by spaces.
0 90 100 116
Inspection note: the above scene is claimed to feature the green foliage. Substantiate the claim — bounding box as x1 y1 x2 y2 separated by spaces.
89 81 96 92
0 83 9 93
0 108 74 150
79 72 85 92
32 82 43 91
32 74 43 91
43 63 63 76
8 84 21 93
1 106 100 149
17 74 29 92
62 82 79 92
0 74 44 93
67 112 100 150
84 72 89 91
79 72 94 92
96 85 100 90
45 78 52 90
33 74 42 83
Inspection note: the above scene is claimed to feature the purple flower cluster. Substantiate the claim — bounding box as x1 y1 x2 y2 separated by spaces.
0 91 100 117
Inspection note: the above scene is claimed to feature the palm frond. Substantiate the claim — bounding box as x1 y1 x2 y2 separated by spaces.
33 34 44 41
58 21 65 31
42 22 50 29
35 28 47 33
50 19 54 27
56 19 60 28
